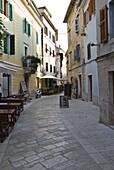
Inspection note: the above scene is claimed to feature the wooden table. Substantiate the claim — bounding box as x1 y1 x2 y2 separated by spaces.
0 98 25 111
0 102 22 117
0 109 16 142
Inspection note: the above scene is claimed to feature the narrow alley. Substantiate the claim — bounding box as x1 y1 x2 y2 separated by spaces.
0 94 114 170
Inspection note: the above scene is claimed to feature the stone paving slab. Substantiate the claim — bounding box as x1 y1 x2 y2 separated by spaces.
0 94 114 169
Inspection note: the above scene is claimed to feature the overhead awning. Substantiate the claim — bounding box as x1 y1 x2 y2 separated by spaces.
0 60 23 75
40 75 59 80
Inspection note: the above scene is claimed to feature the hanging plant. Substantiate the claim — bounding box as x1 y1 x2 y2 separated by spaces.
21 55 40 74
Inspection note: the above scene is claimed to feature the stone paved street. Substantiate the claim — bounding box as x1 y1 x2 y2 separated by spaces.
0 94 114 170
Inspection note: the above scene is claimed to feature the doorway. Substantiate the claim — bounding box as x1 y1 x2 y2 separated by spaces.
2 73 12 97
88 75 92 102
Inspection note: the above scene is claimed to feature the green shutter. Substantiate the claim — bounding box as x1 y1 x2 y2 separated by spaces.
28 24 30 36
23 18 26 33
4 34 7 54
36 32 38 44
9 3 13 21
10 35 15 55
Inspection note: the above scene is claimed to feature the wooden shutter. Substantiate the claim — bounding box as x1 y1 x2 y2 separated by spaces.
100 5 108 43
10 35 15 55
4 33 7 54
9 3 13 21
83 12 86 27
89 0 95 16
74 48 76 61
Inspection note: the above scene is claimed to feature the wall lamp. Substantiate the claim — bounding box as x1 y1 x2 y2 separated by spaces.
91 43 100 47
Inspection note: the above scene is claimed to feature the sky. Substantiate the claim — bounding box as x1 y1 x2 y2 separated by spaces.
33 0 70 51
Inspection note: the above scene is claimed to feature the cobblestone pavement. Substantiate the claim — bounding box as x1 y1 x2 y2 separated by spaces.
0 94 114 170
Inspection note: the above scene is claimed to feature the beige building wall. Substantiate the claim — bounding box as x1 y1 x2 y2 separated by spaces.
64 0 85 99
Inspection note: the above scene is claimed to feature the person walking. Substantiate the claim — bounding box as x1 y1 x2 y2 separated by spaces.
0 83 2 98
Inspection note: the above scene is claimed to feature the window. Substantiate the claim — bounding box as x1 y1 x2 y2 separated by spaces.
54 66 55 73
69 52 72 66
45 44 48 53
52 35 55 43
4 33 15 55
4 1 13 21
109 1 114 39
83 11 86 27
100 5 108 43
9 3 13 21
89 0 95 16
87 43 91 60
75 15 79 33
74 44 80 61
53 50 55 57
49 47 51 55
46 63 48 71
23 18 31 36
44 26 48 36
36 32 38 44
50 65 52 72
0 0 3 13
49 31 51 39
4 0 8 17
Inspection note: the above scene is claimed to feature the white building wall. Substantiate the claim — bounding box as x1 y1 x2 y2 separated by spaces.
42 18 56 76
84 3 99 105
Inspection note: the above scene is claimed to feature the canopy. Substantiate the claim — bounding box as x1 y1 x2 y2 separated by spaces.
40 75 59 80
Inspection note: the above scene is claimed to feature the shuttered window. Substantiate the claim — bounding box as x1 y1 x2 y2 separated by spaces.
100 5 108 43
9 3 13 21
36 32 38 44
28 24 31 36
0 0 3 13
23 18 31 37
10 35 15 55
87 43 91 60
83 12 86 27
89 0 95 16
4 33 15 55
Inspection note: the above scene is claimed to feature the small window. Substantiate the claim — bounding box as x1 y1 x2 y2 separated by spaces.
0 0 2 12
9 3 13 21
49 31 51 39
89 0 95 16
46 63 48 71
4 33 15 55
100 5 108 43
36 32 38 44
23 18 31 36
50 47 51 55
50 65 52 72
44 26 48 36
83 11 86 27
75 15 79 33
45 44 48 53
4 0 8 17
54 66 55 73
87 43 91 60
52 35 55 43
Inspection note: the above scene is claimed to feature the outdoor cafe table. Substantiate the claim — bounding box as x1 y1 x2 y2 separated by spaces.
0 109 16 142
0 102 22 117
0 98 25 111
